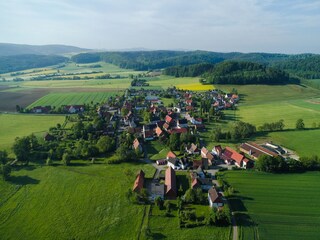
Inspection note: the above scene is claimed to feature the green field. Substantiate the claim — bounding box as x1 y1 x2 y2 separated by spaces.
266 129 320 156
222 171 320 240
0 114 64 153
28 92 119 108
203 84 320 157
0 162 155 239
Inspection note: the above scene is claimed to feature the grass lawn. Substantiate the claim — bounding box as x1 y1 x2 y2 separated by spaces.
149 204 231 240
145 141 171 160
27 91 119 108
0 162 155 239
161 97 175 107
0 114 64 153
222 171 320 240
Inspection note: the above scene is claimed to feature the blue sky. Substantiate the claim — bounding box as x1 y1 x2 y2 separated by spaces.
0 0 320 53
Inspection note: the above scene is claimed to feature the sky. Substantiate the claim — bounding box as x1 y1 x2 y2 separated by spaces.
0 0 320 53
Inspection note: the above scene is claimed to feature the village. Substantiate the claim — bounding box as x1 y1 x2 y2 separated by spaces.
27 85 293 228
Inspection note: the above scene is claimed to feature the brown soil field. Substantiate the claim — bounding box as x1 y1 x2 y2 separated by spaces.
0 87 120 112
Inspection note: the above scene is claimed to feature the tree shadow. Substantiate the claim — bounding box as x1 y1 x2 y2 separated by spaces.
234 212 257 227
13 165 37 172
151 232 167 239
9 175 40 185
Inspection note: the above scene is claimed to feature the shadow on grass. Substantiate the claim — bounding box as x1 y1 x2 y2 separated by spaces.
9 175 40 185
151 233 167 239
234 212 257 227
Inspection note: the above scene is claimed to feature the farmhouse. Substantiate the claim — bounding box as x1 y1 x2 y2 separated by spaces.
132 170 145 192
222 147 252 169
208 187 223 208
165 167 177 199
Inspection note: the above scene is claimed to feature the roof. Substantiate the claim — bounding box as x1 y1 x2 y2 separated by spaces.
225 147 244 165
165 115 173 123
165 167 177 195
132 170 145 192
191 178 201 189
168 128 188 134
155 127 163 137
133 138 141 150
214 145 223 153
188 143 198 152
167 151 177 159
163 122 170 130
206 152 214 161
208 187 222 203
178 119 188 124
240 142 279 159
144 130 154 139
201 147 208 158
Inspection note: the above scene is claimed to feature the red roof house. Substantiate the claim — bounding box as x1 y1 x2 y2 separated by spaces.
132 170 145 192
165 167 177 199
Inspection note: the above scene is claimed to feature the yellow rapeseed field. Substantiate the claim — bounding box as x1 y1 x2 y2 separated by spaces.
176 83 215 91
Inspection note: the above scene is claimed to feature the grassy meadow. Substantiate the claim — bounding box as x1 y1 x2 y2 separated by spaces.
28 92 119 108
0 162 155 240
222 171 320 240
201 84 320 157
0 114 64 153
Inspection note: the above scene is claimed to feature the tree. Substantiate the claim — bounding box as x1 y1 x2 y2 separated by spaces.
62 152 71 166
169 133 180 151
255 154 288 173
0 164 11 181
12 136 31 164
96 136 115 153
46 157 53 166
0 150 8 165
296 118 305 130
155 196 164 210
184 189 196 203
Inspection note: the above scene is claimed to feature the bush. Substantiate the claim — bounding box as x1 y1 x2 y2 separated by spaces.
0 164 11 181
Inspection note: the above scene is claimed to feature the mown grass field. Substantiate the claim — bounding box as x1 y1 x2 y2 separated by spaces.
1 62 142 81
222 171 320 240
28 91 119 108
202 84 320 157
0 114 64 153
22 78 132 89
0 162 155 239
266 129 320 156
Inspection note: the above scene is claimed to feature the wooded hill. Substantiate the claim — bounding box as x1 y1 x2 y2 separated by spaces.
164 61 295 85
71 51 320 80
0 55 68 74
0 43 89 56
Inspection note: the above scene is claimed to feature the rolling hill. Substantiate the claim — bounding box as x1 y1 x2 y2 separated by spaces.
0 43 90 56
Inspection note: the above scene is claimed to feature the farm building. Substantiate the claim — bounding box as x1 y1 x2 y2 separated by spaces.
239 142 279 160
165 167 177 199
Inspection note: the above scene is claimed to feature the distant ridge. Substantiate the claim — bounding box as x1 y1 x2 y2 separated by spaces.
0 43 91 56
